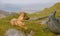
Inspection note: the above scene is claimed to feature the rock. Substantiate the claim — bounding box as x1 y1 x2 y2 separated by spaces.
27 30 35 36
47 11 60 34
5 29 26 36
40 20 48 24
5 29 35 36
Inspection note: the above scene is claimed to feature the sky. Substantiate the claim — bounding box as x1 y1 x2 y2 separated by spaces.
0 0 60 12
0 0 60 4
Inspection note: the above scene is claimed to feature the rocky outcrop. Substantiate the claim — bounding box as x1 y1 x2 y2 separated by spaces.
5 29 26 36
5 29 35 36
47 11 60 35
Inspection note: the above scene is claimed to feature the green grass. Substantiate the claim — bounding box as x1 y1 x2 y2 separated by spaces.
0 17 54 36
0 2 60 36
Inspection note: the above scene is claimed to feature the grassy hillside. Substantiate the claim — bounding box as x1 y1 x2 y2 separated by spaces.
0 2 60 36
0 14 53 36
29 2 60 18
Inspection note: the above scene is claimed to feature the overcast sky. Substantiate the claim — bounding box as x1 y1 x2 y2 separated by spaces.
0 0 60 4
0 0 60 12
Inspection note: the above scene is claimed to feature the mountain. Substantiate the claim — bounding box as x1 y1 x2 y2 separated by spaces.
0 4 22 12
0 3 54 12
0 10 11 18
29 2 60 17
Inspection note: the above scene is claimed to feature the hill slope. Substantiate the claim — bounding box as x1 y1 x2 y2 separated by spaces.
29 2 60 18
0 10 10 18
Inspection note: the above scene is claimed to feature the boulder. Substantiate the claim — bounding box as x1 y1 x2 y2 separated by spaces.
5 29 26 36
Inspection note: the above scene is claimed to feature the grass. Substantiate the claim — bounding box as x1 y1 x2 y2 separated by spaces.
0 2 60 36
0 16 54 36
0 12 59 36
0 11 59 36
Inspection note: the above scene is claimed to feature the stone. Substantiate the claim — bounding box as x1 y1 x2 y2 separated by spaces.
5 29 35 36
47 11 60 34
27 30 35 36
5 29 26 36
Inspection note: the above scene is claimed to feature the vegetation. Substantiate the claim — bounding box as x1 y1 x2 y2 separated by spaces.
0 2 60 36
29 2 60 18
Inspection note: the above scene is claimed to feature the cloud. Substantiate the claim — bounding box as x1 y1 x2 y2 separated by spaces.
0 0 60 4
0 0 60 12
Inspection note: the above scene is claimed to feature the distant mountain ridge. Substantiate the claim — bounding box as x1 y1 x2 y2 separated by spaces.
0 2 60 18
0 10 10 15
0 10 10 18
29 2 60 17
0 3 55 12
0 10 19 18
